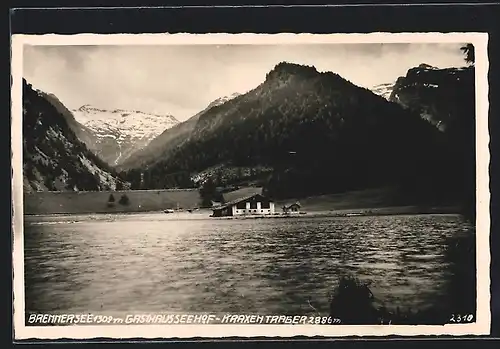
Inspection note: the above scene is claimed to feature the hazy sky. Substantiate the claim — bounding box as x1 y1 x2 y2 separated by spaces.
23 43 467 121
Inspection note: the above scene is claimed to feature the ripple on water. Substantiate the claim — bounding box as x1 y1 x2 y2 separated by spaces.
24 213 475 315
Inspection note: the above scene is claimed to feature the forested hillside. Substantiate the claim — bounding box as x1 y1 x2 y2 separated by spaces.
121 62 453 204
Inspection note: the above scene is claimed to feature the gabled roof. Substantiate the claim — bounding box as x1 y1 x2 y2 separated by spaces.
213 193 272 211
222 187 263 203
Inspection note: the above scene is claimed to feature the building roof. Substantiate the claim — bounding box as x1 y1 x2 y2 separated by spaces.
213 193 272 211
222 187 263 203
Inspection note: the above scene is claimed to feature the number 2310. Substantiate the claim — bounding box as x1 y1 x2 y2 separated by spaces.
449 314 474 323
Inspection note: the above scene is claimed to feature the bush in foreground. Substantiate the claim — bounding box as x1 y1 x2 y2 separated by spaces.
328 274 473 325
328 231 475 325
328 275 379 324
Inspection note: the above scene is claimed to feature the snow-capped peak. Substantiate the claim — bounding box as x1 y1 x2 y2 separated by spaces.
72 104 179 137
370 82 395 100
71 105 180 166
207 92 241 109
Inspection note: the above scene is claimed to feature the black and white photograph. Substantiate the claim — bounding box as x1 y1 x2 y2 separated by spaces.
11 33 490 339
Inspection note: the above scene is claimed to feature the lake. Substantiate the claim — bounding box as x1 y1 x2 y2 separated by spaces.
23 212 476 321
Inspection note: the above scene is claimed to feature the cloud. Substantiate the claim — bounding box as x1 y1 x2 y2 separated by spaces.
23 43 466 121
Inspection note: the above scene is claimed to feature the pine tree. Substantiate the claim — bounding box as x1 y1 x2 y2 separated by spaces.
460 44 475 65
119 194 130 206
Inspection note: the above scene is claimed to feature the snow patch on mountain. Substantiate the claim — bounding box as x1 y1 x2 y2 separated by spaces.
72 105 180 166
370 82 395 100
206 93 241 109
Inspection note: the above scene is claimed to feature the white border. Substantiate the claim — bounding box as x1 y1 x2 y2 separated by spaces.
11 32 491 339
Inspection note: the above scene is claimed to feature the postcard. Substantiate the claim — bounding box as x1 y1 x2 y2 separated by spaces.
11 32 491 339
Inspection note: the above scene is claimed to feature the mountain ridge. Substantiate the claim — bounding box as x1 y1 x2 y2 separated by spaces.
206 92 242 109
22 79 128 192
387 63 476 218
117 91 243 171
72 105 180 166
389 64 474 131
370 82 395 100
120 61 452 206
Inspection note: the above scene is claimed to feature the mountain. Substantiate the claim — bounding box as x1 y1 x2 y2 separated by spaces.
22 80 128 192
71 105 179 166
370 82 395 100
389 64 474 132
370 65 439 101
117 92 241 172
206 92 241 109
39 93 102 157
388 63 476 218
416 63 439 70
121 62 460 206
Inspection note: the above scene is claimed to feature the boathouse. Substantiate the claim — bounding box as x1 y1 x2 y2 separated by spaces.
211 193 275 217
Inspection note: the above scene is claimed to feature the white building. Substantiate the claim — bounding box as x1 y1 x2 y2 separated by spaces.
211 194 275 217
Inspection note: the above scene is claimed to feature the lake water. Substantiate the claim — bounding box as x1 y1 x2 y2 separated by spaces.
23 212 475 319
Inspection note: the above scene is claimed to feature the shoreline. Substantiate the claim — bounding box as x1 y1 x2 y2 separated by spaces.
23 205 463 219
209 205 462 220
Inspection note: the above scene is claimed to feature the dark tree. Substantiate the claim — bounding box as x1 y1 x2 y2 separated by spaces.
107 194 116 208
215 171 223 186
119 194 130 206
460 44 475 65
199 178 222 207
